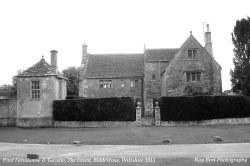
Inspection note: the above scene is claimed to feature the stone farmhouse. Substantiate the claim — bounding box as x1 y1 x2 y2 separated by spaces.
3 24 221 127
79 24 222 116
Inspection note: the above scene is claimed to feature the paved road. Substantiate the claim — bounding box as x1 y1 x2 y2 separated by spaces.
0 143 249 165
0 142 250 158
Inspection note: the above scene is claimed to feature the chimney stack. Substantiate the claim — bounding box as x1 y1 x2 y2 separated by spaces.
50 50 58 73
81 43 88 64
204 24 213 57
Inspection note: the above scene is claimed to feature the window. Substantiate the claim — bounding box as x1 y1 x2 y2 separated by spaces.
130 79 134 87
186 72 201 82
130 79 139 88
31 81 40 99
192 72 196 81
186 73 191 82
188 49 197 59
197 73 201 82
99 80 112 88
135 79 139 88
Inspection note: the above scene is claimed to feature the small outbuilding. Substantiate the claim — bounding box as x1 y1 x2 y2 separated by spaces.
16 50 67 127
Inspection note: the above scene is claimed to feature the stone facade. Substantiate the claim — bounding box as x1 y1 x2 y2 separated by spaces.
143 49 174 116
81 78 143 98
161 33 222 96
16 51 67 127
79 49 144 101
0 99 17 126
16 76 66 127
144 62 162 99
79 27 222 116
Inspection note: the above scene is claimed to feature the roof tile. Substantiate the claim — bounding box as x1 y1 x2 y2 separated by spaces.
18 58 66 79
146 48 179 61
85 54 144 78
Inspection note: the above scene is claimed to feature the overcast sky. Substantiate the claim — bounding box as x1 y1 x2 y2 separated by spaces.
0 0 249 91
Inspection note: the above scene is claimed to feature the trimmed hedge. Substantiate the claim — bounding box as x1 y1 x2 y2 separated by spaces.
53 97 136 121
160 96 250 121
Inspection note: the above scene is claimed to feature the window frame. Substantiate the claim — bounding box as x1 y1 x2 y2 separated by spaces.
186 72 191 82
187 49 198 60
130 79 134 88
99 80 112 89
30 80 40 100
135 79 139 88
130 79 139 88
186 72 201 83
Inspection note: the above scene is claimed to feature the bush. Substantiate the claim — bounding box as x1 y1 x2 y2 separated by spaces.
53 97 136 121
160 96 250 121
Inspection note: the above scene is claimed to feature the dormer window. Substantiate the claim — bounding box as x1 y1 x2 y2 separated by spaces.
188 49 197 59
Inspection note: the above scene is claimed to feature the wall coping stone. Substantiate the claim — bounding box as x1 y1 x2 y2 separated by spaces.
54 121 138 128
161 117 250 126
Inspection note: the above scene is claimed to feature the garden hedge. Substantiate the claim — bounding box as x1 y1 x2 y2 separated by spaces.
160 96 250 121
53 97 136 121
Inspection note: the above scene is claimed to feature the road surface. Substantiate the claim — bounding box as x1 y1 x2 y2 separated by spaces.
0 142 249 166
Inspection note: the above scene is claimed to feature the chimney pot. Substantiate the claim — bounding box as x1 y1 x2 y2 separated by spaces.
206 24 210 32
204 24 213 57
81 44 88 64
50 50 58 72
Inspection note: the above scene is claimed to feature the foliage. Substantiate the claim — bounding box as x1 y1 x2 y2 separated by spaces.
231 16 250 96
0 84 15 97
53 97 136 121
160 96 250 121
0 70 22 98
62 66 80 96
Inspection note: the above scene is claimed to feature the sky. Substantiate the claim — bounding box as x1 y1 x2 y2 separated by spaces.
0 0 249 91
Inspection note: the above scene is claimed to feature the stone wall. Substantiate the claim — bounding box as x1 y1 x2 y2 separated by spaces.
144 62 162 99
17 77 55 121
17 117 53 127
80 77 143 99
161 117 250 126
16 76 66 127
144 62 167 116
54 121 138 128
212 61 222 94
0 99 17 126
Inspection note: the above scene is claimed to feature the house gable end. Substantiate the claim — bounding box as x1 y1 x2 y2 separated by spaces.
162 33 222 96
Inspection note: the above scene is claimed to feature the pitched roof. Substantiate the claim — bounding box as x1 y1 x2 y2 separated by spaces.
163 34 222 73
146 48 179 61
18 58 66 79
179 34 222 69
85 53 144 78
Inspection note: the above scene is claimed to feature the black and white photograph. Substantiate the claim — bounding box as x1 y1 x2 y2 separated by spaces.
0 0 250 165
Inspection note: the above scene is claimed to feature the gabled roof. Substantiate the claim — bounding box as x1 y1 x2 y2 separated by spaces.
163 34 222 73
17 58 66 79
85 53 144 78
146 48 179 61
180 34 221 69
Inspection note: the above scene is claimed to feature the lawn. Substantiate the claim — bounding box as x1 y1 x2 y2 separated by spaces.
0 124 250 145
